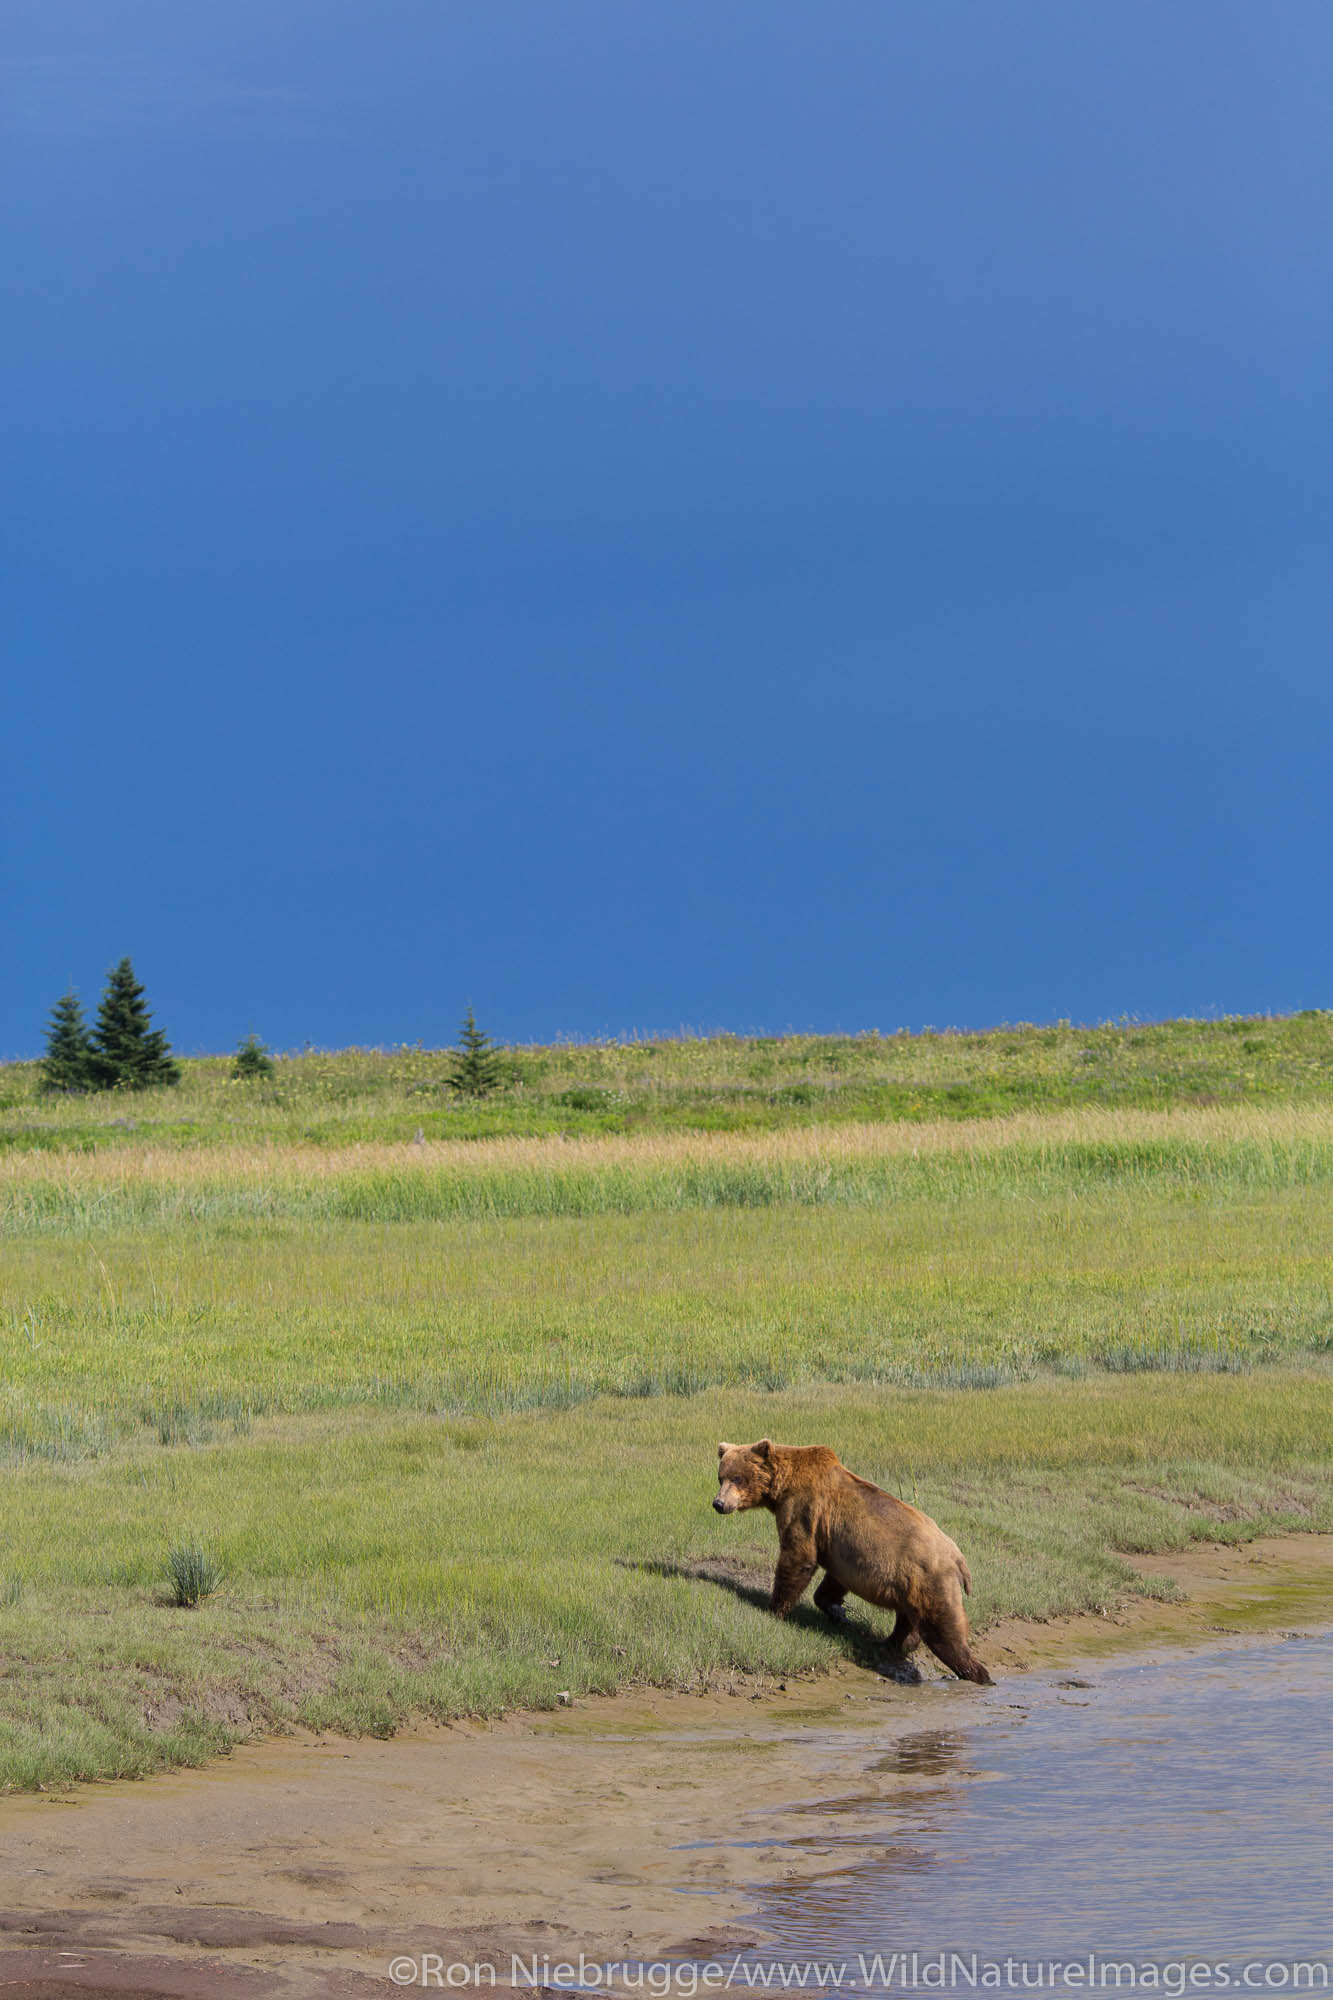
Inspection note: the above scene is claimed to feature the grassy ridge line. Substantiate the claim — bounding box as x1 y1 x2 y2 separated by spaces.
5 1011 1332 1153
8 1103 1333 1232
0 1375 1328 1786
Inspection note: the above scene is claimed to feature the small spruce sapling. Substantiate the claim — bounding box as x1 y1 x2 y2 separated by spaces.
40 989 97 1094
448 1005 505 1098
232 1033 275 1080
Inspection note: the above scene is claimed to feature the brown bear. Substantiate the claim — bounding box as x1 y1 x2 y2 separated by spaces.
713 1439 992 1685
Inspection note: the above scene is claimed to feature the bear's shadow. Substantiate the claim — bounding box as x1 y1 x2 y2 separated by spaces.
627 1554 925 1683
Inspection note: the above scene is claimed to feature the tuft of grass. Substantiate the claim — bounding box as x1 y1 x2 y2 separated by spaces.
0 1405 114 1467
165 1539 225 1608
1093 1339 1252 1375
155 1404 213 1447
146 1392 255 1447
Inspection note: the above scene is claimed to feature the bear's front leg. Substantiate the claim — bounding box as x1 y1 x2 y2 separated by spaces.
813 1571 849 1623
770 1539 818 1618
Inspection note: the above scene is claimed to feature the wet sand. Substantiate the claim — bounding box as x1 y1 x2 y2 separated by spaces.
2 1533 1330 2000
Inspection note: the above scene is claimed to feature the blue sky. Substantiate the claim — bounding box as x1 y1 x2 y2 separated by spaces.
6 2 1331 1055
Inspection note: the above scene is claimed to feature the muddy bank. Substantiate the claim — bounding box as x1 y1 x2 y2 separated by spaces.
2 1534 1330 2000
982 1529 1333 1670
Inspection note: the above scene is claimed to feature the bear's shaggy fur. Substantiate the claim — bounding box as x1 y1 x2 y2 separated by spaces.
714 1438 992 1684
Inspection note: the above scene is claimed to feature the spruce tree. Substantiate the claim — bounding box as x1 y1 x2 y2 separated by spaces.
448 1006 504 1098
40 990 97 1094
91 958 181 1091
232 1033 275 1080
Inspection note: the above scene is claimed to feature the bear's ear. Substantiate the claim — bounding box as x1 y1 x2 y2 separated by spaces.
717 1441 733 1459
753 1438 773 1459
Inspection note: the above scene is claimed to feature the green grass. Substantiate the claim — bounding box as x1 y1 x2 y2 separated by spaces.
3 1009 1332 1152
0 1023 1331 1788
5 1157 1333 1457
0 1375 1327 1786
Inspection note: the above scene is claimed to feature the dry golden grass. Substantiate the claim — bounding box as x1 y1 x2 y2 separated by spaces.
8 1099 1333 1191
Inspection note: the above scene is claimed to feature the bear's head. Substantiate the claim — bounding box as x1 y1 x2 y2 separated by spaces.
714 1438 777 1513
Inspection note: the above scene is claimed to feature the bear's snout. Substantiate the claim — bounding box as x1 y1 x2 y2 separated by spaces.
712 1493 730 1513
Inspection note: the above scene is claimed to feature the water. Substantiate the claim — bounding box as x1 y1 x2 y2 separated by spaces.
742 1633 1333 1983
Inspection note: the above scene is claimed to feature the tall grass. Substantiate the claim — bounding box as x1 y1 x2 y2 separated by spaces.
7 1103 1333 1234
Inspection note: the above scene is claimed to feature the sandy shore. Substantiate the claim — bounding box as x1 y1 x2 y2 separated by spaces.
2 1533 1330 2000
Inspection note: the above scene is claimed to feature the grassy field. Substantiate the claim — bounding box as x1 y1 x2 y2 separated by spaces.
2 1379 1328 1788
0 1022 1330 1789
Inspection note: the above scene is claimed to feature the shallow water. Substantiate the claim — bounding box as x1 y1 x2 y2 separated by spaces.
742 1633 1333 1981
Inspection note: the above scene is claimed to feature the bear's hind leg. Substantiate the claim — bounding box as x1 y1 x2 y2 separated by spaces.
921 1613 992 1686
813 1572 849 1623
